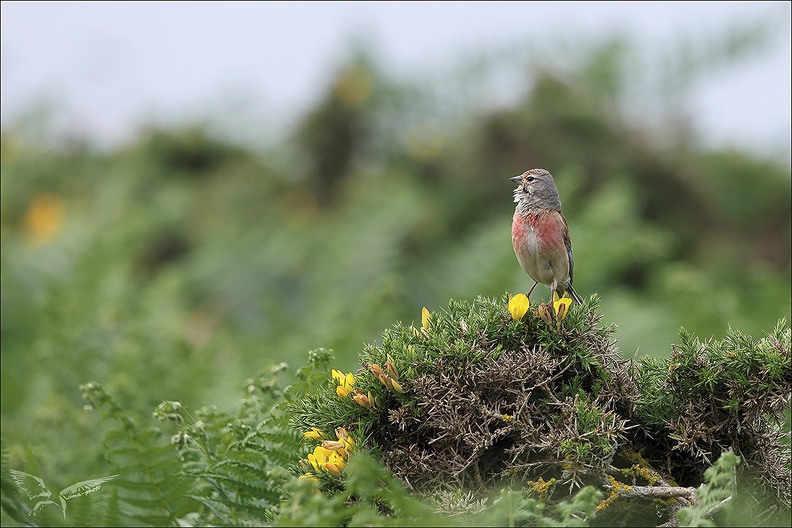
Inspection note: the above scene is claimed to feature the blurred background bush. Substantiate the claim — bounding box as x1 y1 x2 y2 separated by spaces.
1 2 789 512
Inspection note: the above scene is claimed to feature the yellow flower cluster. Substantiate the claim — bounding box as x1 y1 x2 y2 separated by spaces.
331 369 355 398
508 291 573 330
300 427 355 481
332 369 377 410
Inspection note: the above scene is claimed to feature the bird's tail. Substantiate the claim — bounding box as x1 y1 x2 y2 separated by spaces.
567 285 583 304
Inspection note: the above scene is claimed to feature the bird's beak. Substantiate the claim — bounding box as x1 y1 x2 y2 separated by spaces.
509 176 522 183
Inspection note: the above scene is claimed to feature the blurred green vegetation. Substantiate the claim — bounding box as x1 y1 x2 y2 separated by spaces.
1 27 790 525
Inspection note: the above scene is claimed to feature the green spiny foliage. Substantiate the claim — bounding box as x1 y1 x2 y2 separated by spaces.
633 320 791 503
467 484 602 527
276 450 604 527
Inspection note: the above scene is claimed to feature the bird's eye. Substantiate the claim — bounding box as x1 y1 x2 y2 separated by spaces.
526 176 536 182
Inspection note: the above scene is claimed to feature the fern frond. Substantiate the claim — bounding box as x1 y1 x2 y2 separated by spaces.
149 363 302 526
80 382 196 526
1 439 34 525
102 486 122 528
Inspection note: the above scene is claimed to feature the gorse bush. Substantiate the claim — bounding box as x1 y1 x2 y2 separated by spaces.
292 295 636 492
289 295 791 526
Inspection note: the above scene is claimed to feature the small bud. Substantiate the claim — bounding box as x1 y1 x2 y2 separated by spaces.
369 364 392 389
352 391 373 409
390 379 405 393
384 354 399 380
369 363 386 378
335 427 349 440
537 304 553 326
421 307 431 331
321 440 346 451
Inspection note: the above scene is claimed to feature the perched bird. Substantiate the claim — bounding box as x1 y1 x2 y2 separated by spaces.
510 168 583 304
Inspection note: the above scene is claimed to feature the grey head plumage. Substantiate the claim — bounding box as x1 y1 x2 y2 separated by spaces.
510 168 562 212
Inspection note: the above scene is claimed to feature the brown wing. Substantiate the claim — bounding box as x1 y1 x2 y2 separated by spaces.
560 212 574 284
560 212 584 303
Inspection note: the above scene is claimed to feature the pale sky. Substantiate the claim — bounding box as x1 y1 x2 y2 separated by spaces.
2 1 790 162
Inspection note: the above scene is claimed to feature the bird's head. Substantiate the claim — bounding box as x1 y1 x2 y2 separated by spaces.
510 168 562 211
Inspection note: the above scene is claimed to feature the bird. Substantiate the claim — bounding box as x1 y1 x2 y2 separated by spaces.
510 168 583 304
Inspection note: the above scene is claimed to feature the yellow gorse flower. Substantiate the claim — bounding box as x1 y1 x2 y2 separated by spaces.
301 427 355 480
303 427 324 441
332 369 355 398
307 445 346 476
508 293 530 320
552 291 573 323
